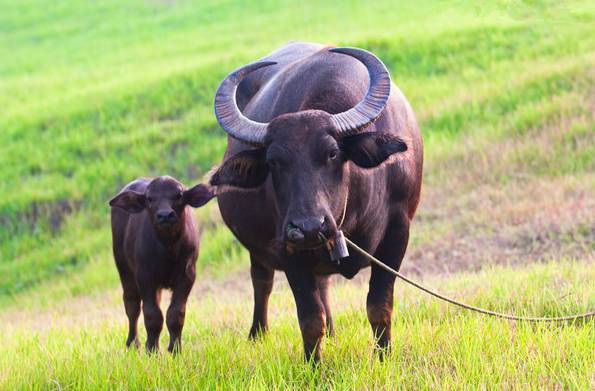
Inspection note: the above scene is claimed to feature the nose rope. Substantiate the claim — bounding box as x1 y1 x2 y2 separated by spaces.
320 195 593 321
314 189 349 245
345 237 595 322
336 189 349 230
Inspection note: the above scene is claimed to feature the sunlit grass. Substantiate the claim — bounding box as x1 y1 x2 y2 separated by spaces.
1 260 592 389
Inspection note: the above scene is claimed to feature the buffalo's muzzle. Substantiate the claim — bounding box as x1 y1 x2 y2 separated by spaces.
285 216 333 248
156 210 177 225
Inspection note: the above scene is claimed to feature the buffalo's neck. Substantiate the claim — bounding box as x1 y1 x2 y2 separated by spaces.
149 220 188 257
343 164 390 235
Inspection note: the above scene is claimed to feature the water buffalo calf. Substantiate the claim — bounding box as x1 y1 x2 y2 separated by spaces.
109 176 214 353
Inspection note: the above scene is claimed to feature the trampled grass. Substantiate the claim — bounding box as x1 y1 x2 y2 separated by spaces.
1 260 593 389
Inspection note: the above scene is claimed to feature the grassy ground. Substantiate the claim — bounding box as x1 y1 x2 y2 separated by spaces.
0 0 594 388
1 261 593 389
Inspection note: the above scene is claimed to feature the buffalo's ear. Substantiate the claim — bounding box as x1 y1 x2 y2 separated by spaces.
183 184 216 208
339 132 407 168
209 149 268 188
109 190 146 213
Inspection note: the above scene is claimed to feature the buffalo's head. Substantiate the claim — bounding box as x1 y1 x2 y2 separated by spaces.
210 48 407 250
110 176 214 233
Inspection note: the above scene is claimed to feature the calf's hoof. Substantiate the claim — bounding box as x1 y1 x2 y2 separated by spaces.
168 342 182 355
145 342 159 354
326 322 335 338
374 344 391 362
126 337 141 349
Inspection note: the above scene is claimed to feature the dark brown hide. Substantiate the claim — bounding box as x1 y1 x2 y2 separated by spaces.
212 42 423 361
109 176 214 353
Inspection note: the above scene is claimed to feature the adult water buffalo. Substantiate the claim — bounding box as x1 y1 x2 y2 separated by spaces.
210 42 423 362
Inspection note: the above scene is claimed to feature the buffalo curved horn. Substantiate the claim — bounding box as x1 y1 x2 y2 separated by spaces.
329 47 391 136
214 61 277 146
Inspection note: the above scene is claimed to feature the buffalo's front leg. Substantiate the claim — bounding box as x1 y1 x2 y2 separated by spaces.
316 275 334 337
367 264 397 356
285 267 326 362
166 276 194 354
249 256 274 339
141 287 163 353
367 217 409 358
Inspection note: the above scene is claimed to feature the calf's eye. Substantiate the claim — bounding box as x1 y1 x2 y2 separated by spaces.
176 192 183 200
328 150 338 160
147 196 153 203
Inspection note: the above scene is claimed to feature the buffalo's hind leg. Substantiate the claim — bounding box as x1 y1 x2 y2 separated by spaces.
317 275 334 337
248 255 274 339
367 216 410 360
115 260 141 349
124 288 141 349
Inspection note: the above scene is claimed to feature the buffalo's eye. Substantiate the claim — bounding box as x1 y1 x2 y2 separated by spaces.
267 159 278 169
328 150 338 161
147 196 153 203
175 192 183 200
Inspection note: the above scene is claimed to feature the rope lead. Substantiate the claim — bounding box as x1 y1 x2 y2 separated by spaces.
345 237 595 322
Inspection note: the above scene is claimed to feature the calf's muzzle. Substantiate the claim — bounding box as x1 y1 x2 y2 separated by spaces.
156 210 177 225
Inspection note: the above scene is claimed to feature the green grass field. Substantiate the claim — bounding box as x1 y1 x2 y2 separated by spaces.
1 261 593 389
1 0 593 388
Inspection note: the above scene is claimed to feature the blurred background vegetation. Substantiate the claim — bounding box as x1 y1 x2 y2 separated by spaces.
0 0 593 307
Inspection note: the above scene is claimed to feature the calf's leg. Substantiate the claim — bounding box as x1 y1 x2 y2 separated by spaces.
114 259 141 348
142 288 164 353
124 289 141 348
166 277 194 354
249 256 274 339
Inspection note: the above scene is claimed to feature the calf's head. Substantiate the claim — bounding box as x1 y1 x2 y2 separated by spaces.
110 176 214 233
210 48 407 249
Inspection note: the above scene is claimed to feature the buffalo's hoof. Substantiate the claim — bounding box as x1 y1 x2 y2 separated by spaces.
248 326 268 340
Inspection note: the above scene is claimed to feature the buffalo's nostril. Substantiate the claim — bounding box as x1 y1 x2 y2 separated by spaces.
287 216 327 244
287 227 305 242
157 210 176 223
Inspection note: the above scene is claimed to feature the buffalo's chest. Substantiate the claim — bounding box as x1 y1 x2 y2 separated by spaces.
138 252 192 289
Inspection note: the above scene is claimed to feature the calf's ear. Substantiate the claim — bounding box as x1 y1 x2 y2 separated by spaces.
339 132 407 168
109 191 146 213
209 149 268 189
184 184 216 208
